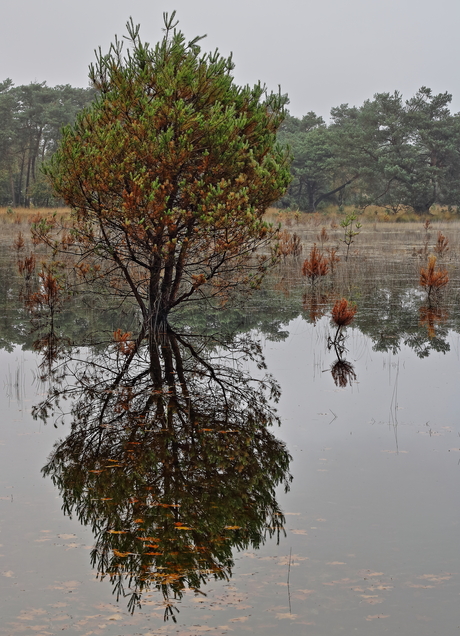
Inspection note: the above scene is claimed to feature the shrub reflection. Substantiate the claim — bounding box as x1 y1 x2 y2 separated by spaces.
39 330 291 618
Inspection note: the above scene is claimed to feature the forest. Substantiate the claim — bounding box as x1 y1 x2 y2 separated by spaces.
0 80 95 207
1 79 460 215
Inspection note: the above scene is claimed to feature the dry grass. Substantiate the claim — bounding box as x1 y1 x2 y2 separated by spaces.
264 206 460 323
265 206 460 268
3 205 460 297
0 207 70 244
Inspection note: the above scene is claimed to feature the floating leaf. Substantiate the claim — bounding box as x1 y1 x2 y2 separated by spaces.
108 530 127 535
113 549 133 557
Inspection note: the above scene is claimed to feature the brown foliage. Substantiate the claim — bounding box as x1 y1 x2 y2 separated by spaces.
420 255 448 298
276 230 303 259
317 226 329 246
419 306 448 339
325 247 340 273
302 293 329 325
26 269 62 316
113 329 136 355
434 231 449 256
301 244 329 284
13 231 25 255
18 253 36 280
331 298 357 328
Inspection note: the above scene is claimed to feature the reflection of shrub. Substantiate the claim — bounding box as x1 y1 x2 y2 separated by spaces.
302 292 329 325
420 255 448 300
301 244 329 285
419 306 448 339
331 359 356 388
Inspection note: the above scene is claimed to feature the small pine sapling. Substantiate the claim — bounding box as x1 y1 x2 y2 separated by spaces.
317 226 329 249
340 212 362 261
434 231 449 257
325 247 340 273
301 244 329 286
420 254 448 301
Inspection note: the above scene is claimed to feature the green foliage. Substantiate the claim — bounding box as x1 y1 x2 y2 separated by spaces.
43 14 291 329
340 211 362 260
0 80 95 207
279 87 460 215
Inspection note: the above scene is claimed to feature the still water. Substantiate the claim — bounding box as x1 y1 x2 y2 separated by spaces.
0 272 459 635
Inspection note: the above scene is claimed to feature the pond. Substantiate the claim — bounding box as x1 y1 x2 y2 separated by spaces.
0 222 459 636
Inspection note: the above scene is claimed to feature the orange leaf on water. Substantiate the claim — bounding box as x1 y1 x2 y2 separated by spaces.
113 549 132 557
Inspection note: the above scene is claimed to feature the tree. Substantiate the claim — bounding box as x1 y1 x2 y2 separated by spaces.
277 113 335 212
0 81 95 206
43 14 290 334
329 88 460 214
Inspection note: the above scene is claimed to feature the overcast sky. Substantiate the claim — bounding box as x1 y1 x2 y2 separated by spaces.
2 0 460 120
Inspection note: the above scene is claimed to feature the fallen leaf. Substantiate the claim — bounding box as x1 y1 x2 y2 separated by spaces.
366 614 390 621
418 574 451 583
113 550 133 557
276 613 298 619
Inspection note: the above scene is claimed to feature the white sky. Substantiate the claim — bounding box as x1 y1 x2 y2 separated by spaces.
2 0 460 120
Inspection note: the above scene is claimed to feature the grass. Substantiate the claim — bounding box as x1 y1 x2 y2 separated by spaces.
0 207 70 245
262 206 460 326
3 204 460 306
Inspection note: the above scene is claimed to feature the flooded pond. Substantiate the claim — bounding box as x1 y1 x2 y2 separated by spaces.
0 220 459 635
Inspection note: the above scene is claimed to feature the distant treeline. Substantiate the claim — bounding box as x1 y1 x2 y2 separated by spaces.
278 87 460 214
1 81 459 214
0 79 95 207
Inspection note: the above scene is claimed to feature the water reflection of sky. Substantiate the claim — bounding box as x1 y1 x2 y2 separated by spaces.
1 315 459 635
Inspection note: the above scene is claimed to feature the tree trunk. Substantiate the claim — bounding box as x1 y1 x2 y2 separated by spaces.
314 175 359 209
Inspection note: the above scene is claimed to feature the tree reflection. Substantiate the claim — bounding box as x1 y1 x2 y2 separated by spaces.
419 305 448 340
39 330 291 618
327 299 357 388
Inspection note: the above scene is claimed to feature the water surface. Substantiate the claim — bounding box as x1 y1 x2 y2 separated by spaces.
0 259 459 635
